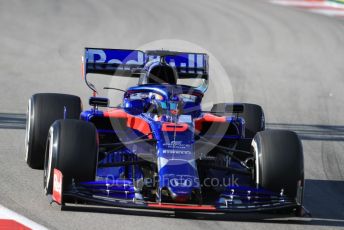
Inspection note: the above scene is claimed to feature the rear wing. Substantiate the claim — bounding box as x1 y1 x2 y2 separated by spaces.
83 48 208 78
83 47 209 93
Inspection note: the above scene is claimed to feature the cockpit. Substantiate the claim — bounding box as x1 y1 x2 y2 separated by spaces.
123 84 203 119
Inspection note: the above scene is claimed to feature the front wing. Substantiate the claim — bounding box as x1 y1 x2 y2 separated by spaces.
52 169 300 214
62 190 299 213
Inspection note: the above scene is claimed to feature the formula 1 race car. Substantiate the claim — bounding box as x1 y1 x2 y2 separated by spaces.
25 48 305 216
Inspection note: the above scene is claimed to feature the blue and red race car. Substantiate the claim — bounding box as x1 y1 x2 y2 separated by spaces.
24 48 306 216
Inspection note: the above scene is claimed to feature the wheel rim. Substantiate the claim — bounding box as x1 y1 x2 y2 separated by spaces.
25 99 32 162
251 138 260 186
44 127 54 194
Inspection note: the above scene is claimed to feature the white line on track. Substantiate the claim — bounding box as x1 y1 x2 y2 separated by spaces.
0 204 47 230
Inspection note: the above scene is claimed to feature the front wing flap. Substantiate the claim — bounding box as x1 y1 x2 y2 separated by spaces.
57 183 299 213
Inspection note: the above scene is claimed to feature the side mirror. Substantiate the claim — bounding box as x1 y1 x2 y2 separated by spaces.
89 97 109 107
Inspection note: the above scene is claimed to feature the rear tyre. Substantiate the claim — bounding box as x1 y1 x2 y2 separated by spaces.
44 120 98 195
25 93 82 169
211 103 265 152
252 130 304 207
211 103 265 138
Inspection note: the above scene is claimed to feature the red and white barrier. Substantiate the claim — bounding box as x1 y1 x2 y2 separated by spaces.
270 0 344 17
0 204 47 230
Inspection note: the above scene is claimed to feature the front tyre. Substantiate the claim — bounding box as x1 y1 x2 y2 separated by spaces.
252 130 304 208
44 120 98 195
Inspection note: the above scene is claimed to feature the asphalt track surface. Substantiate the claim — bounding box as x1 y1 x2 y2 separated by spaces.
1 0 344 229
